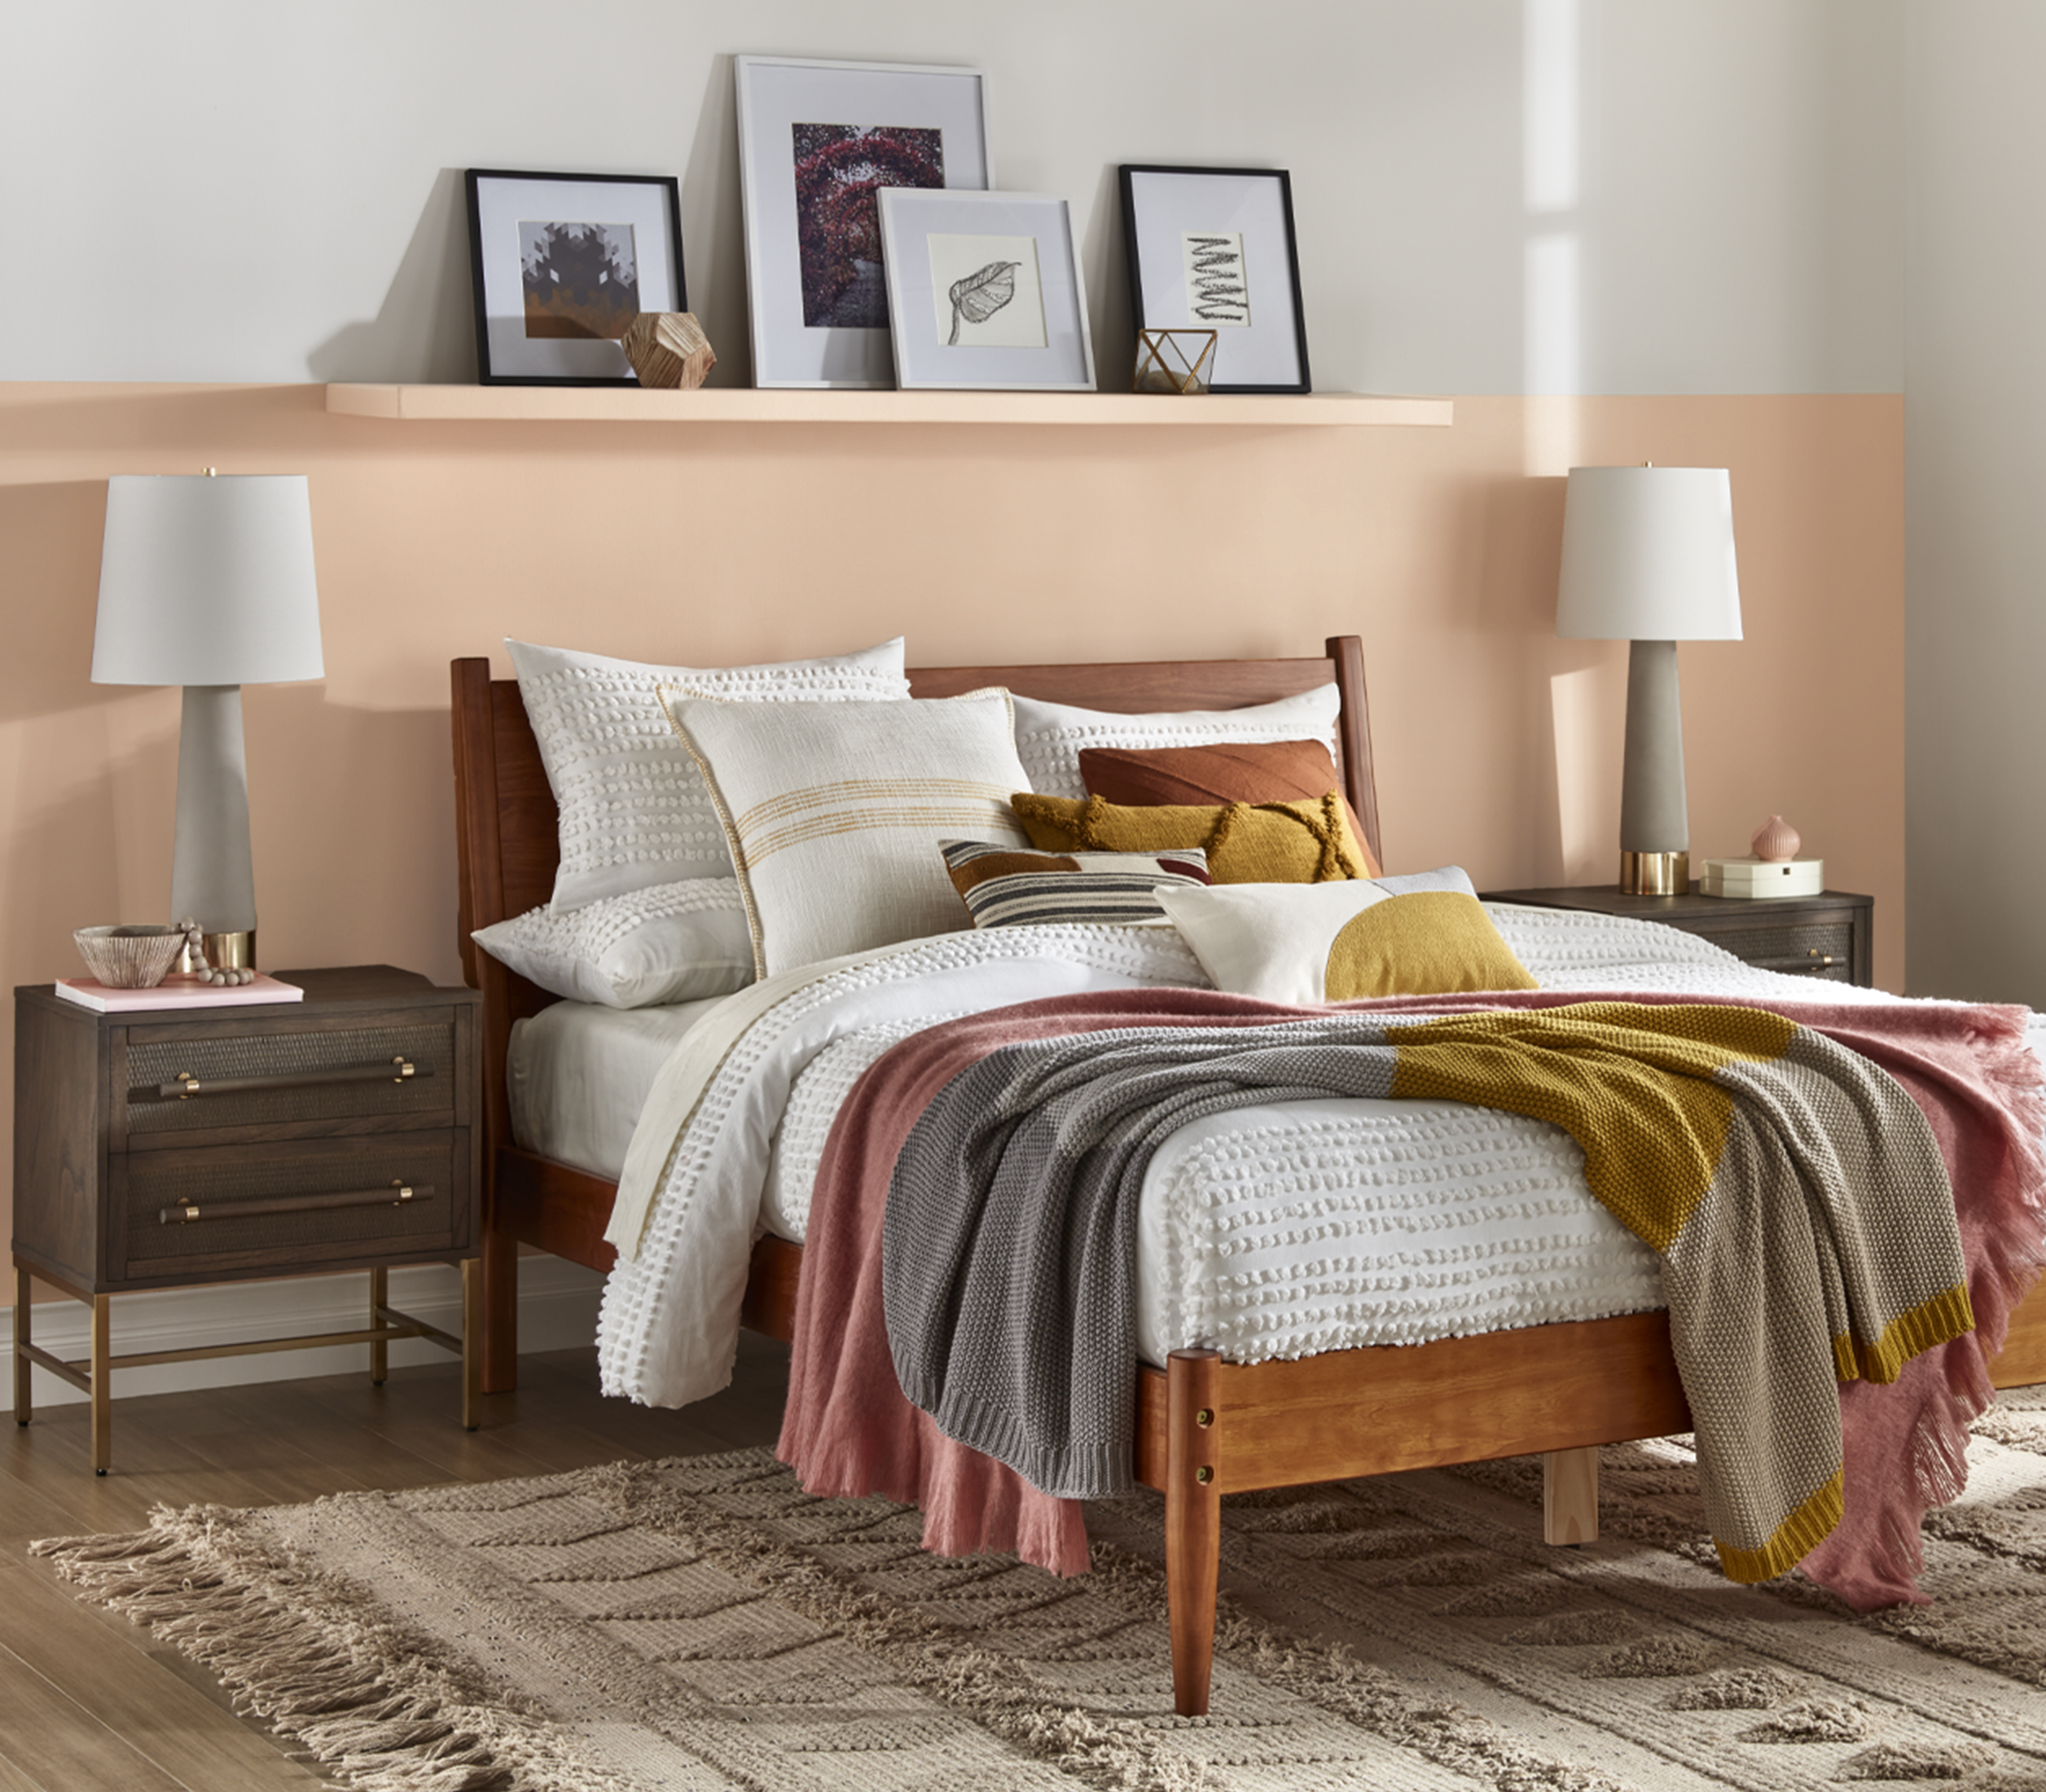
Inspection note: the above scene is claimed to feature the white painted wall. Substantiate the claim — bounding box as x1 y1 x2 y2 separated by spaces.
0 0 1901 394
1903 0 2046 1002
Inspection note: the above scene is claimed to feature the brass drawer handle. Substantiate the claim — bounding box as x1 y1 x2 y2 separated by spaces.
155 1057 427 1101
160 1181 431 1225
1749 955 1840 971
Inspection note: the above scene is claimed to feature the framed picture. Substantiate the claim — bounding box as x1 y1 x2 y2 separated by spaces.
465 169 686 386
735 55 992 389
1119 165 1311 393
877 190 1095 392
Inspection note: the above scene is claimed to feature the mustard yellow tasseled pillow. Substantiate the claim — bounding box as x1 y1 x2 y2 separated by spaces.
1008 789 1369 884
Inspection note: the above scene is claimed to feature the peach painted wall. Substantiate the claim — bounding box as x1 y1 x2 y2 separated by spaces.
0 382 1904 1243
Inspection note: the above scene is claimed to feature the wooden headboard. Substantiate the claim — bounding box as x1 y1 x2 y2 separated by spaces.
450 638 1379 1171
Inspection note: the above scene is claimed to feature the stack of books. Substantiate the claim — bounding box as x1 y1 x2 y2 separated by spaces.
1699 857 1824 899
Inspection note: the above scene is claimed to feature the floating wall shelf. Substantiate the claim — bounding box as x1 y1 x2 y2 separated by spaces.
324 384 1452 429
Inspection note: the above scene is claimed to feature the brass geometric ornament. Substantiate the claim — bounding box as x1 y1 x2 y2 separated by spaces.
1134 328 1218 394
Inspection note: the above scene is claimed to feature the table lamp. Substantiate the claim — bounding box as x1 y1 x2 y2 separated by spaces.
90 472 324 971
1555 465 1741 896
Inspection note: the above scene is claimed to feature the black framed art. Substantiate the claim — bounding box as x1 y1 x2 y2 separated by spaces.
1119 165 1311 394
465 169 687 386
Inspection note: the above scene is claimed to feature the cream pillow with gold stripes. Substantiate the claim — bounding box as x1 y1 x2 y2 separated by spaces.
660 687 1032 977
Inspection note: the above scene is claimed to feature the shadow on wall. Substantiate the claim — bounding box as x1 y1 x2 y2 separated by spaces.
683 55 750 389
250 686 463 981
1082 163 1131 393
307 169 479 384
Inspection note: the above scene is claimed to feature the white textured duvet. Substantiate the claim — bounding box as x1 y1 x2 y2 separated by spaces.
588 903 1918 1410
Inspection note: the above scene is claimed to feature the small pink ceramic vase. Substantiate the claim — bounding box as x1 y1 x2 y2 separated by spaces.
1751 815 1801 862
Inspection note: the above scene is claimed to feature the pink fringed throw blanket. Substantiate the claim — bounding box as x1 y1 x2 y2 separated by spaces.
776 986 2046 1605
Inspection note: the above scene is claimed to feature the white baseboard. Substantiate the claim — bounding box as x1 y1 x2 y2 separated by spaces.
2 1256 605 1407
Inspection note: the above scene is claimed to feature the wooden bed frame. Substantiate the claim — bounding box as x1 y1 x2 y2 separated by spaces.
450 640 2046 1718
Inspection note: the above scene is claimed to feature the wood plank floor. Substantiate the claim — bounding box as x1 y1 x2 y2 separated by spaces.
0 1333 792 1790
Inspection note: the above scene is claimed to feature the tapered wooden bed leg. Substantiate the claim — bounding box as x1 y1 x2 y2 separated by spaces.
1166 1347 1223 1717
1543 1445 1599 1544
478 1224 519 1395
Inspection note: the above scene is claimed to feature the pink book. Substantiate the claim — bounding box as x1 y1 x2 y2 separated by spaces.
53 973 305 1013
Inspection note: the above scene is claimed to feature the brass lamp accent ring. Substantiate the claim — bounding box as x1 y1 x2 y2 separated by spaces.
1620 850 1689 897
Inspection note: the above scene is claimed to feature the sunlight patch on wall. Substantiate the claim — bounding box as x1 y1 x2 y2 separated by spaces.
1523 0 1582 474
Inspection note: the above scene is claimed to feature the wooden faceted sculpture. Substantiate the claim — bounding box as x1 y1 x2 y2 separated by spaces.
621 312 716 390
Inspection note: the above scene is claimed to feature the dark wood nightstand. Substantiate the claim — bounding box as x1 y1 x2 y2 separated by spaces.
12 965 483 1471
1477 885 1875 987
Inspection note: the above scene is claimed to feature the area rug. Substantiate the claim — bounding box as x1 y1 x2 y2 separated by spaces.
30 1387 2046 1792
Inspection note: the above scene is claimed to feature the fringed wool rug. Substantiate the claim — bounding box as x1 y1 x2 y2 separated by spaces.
31 1386 2046 1792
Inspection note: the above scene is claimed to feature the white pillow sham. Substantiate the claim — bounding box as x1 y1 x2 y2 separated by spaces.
1011 683 1344 800
508 636 911 912
471 879 755 1008
663 688 1032 977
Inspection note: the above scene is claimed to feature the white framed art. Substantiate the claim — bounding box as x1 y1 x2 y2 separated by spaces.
735 55 992 389
876 189 1095 392
1119 165 1311 393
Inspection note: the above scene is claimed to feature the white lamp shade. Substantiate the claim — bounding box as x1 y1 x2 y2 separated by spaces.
92 474 324 685
1555 466 1742 642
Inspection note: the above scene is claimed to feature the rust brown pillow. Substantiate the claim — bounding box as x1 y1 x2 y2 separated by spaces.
1078 740 1381 877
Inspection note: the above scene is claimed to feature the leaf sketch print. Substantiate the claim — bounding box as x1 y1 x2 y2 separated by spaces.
1184 233 1250 326
947 260 1021 344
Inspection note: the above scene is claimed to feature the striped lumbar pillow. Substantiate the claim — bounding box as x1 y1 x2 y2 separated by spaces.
942 841 1211 930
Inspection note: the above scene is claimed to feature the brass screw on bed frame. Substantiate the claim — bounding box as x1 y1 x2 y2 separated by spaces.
1195 1465 1214 1484
1195 1408 1214 1427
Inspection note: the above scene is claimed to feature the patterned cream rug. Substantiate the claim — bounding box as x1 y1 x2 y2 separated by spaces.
32 1386 2046 1791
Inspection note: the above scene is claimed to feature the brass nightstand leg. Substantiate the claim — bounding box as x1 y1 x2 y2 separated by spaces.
368 1267 389 1385
13 1263 31 1426
90 1295 111 1475
460 1258 482 1431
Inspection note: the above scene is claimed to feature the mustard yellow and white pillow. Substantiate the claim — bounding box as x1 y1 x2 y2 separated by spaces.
1155 867 1537 1003
661 688 1032 977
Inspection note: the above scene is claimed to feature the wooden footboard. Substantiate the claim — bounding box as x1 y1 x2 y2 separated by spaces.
1138 1287 2046 1715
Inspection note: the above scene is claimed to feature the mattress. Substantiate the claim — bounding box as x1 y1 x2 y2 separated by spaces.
518 903 1812 1367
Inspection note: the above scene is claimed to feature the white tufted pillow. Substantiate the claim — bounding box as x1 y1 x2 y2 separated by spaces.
471 879 754 1008
509 637 910 911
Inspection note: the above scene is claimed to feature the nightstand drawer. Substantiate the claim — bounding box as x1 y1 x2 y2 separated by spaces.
116 1131 468 1281
1707 919 1856 980
121 1015 458 1141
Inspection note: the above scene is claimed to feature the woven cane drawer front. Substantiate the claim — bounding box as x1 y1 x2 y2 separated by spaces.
120 1131 463 1278
1713 919 1857 981
124 1019 455 1137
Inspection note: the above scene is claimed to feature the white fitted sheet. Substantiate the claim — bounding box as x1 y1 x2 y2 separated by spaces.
508 997 727 1184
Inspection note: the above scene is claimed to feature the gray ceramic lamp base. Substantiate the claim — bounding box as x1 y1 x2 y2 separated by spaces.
169 683 259 967
1617 640 1692 896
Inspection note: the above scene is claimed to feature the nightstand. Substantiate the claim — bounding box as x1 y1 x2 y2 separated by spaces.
12 965 482 1472
1478 885 1874 988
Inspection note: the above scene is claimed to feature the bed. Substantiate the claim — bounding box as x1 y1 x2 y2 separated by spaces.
450 639 2046 1717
